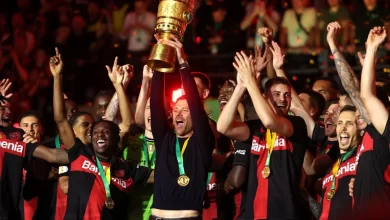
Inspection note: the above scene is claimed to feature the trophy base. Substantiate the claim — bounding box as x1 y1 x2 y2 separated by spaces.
147 43 177 73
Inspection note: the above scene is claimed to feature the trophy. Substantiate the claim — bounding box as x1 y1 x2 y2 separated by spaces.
147 0 196 73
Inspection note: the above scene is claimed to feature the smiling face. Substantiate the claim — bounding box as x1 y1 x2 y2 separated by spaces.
20 115 41 141
337 110 360 153
73 114 94 145
265 84 292 116
0 100 13 127
324 103 339 137
91 121 118 158
218 81 235 110
173 99 193 137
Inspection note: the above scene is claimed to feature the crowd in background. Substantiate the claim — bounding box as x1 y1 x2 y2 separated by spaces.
0 0 389 137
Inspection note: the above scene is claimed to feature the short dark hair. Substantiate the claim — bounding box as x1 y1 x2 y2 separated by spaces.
340 105 357 114
69 112 93 127
95 90 114 99
192 72 211 90
90 120 120 143
299 89 326 118
375 86 390 108
315 78 339 91
264 77 291 92
18 110 41 124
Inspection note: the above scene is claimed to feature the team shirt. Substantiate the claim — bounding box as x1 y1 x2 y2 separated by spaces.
237 117 308 219
0 126 38 220
150 65 215 212
319 148 357 219
353 119 390 219
29 136 68 220
64 139 150 219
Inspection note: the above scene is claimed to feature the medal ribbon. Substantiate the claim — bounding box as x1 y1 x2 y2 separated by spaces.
330 148 355 192
55 135 61 149
142 135 156 168
175 137 191 175
96 157 112 199
265 129 277 167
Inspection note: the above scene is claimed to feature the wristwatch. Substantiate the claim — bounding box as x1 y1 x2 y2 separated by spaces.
179 61 189 69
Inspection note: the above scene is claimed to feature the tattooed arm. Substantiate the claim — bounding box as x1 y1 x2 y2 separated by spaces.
33 146 69 164
327 22 371 124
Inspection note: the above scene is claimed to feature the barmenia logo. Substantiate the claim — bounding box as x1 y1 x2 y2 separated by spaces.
0 139 25 156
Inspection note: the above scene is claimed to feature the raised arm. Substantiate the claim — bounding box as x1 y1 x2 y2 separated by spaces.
104 64 132 122
150 39 169 144
327 22 371 124
32 145 69 164
360 26 388 134
217 77 250 141
134 65 153 127
268 40 305 110
257 28 276 79
106 58 134 148
50 48 76 150
160 36 214 144
234 52 294 137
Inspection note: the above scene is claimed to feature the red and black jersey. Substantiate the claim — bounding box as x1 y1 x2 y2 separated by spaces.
65 139 150 220
238 117 309 220
312 122 339 161
319 149 357 220
0 126 38 220
353 119 390 219
29 136 68 220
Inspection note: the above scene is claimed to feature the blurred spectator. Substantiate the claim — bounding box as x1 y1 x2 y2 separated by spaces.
316 0 350 50
279 0 316 52
120 0 155 80
240 0 280 49
27 48 52 113
120 0 155 53
109 0 129 33
67 15 93 65
350 0 390 53
2 13 36 56
198 3 242 55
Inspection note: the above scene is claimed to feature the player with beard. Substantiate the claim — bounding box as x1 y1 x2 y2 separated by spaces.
126 65 173 220
353 26 390 219
149 36 214 219
315 105 361 219
217 51 308 219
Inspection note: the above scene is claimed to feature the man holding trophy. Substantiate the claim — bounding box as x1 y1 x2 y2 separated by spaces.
148 1 215 219
149 34 215 219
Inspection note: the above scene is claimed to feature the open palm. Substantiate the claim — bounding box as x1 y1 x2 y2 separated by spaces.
269 41 285 70
0 78 12 101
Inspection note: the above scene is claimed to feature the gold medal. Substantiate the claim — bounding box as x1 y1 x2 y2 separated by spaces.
105 198 115 209
326 190 335 201
177 174 190 187
262 166 271 179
